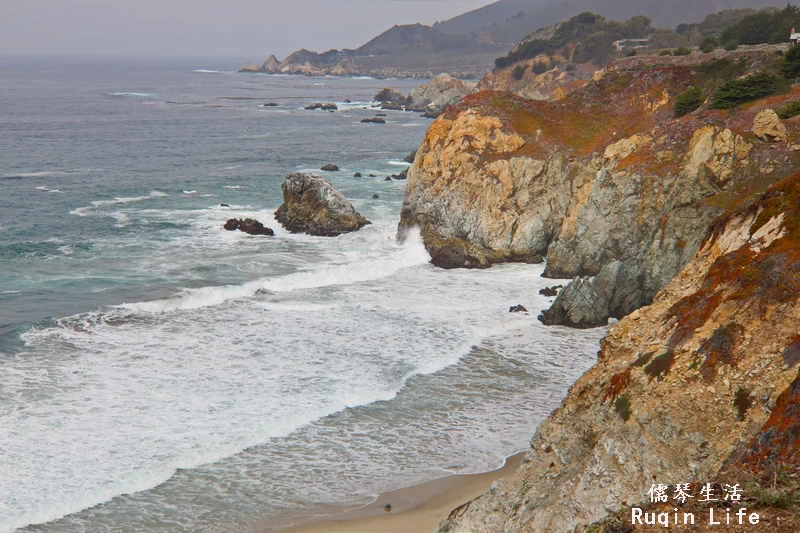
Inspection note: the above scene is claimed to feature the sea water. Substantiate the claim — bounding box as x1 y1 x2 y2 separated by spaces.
0 57 604 532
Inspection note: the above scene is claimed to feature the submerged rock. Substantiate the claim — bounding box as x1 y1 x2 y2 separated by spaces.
539 285 563 297
305 102 338 111
373 194 380 199
354 172 362 178
320 164 339 172
275 173 371 236
361 117 386 124
263 102 279 107
223 218 274 236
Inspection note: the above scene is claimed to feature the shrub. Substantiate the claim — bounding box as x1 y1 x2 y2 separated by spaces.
734 387 752 420
644 350 675 380
626 48 637 56
532 61 548 74
673 47 693 56
615 395 632 422
674 86 704 116
778 99 800 119
659 49 673 56
700 37 718 53
720 5 800 46
723 40 739 51
512 64 526 80
781 44 800 79
710 71 779 109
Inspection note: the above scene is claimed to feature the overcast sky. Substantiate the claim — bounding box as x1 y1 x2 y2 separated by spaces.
1 0 496 58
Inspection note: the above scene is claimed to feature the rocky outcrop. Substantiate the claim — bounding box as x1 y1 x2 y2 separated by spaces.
361 118 386 124
275 173 370 236
399 55 797 326
320 164 339 172
405 74 477 117
305 103 338 111
239 61 262 73
439 171 800 533
374 88 406 105
752 108 788 142
223 218 274 236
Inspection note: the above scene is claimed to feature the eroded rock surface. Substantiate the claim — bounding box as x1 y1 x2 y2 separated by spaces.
275 173 370 236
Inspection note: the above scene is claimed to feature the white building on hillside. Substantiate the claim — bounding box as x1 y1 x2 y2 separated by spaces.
791 28 800 44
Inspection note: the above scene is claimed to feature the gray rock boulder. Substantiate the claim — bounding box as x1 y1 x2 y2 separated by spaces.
275 173 370 236
752 109 788 142
405 74 476 117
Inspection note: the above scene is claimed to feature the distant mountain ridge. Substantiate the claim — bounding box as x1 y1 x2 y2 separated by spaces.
435 0 781 44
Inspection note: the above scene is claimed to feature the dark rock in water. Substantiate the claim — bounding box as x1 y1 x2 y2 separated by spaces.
374 87 406 105
305 102 338 111
369 174 377 178
238 218 275 236
375 113 387 117
391 168 408 180
220 203 230 207
380 103 403 111
373 194 380 199
384 176 392 181
354 172 362 178
404 150 417 164
224 218 274 236
509 305 528 313
263 102 279 107
361 117 386 124
539 285 563 297
275 172 371 237
343 99 352 104
320 164 339 172
423 235 491 270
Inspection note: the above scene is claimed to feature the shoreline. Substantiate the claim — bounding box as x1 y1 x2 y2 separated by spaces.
280 451 526 533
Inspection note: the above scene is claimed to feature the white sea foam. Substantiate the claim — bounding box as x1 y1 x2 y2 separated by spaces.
183 190 197 194
110 92 158 98
387 160 412 166
192 70 222 74
122 227 430 313
70 191 167 216
223 185 242 189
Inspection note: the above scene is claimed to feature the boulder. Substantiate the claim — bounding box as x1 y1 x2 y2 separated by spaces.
539 285 563 297
403 150 417 164
537 277 609 328
405 74 476 117
305 102 338 111
509 305 528 313
275 173 371 236
354 172 362 178
373 194 380 199
374 87 407 105
343 99 352 104
263 102 279 107
320 164 339 172
224 218 274 236
220 203 230 207
391 168 408 180
238 61 262 73
384 176 392 181
752 109 788 142
361 117 386 124
369 174 377 177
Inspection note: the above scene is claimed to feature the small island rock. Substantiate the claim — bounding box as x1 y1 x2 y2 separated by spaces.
275 173 371 236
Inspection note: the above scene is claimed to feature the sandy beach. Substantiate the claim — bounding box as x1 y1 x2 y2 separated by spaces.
282 452 526 533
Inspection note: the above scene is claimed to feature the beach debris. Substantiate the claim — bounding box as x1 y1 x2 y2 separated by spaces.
383 504 393 513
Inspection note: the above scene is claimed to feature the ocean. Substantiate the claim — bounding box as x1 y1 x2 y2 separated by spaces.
0 56 604 532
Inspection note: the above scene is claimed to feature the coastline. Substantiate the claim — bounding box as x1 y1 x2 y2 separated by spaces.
280 452 526 533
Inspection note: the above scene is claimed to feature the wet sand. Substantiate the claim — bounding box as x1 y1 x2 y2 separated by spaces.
282 451 525 533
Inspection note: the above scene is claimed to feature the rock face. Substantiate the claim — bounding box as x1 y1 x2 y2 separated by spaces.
399 57 797 326
405 74 477 117
275 173 370 236
752 108 788 142
374 88 407 105
439 171 800 532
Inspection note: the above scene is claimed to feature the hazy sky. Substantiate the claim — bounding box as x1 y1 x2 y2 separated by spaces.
1 0 496 58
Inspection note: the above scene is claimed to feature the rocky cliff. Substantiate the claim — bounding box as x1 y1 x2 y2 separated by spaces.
399 48 800 327
438 169 800 532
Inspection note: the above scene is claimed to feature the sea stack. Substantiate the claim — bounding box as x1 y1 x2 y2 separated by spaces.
275 173 370 236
